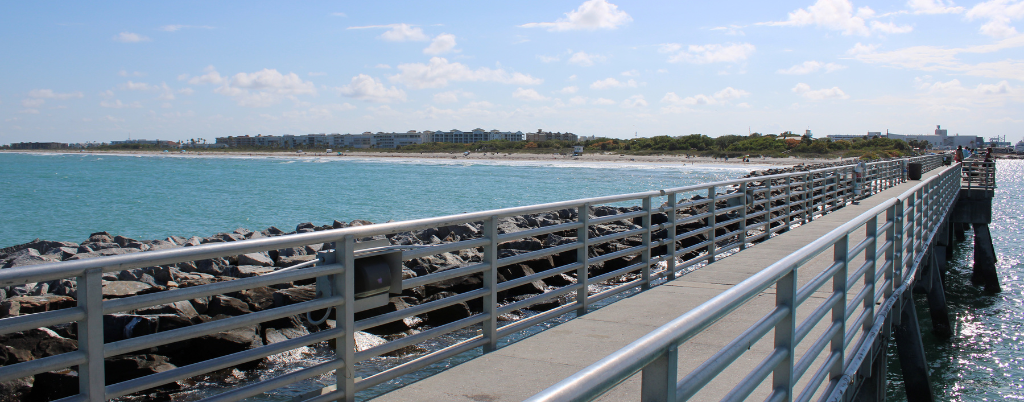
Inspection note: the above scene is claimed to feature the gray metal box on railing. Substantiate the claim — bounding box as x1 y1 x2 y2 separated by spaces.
316 239 404 312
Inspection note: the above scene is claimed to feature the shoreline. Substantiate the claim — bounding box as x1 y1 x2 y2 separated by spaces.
1 149 855 168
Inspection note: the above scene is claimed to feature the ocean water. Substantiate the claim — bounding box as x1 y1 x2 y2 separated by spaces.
0 152 756 248
887 159 1024 400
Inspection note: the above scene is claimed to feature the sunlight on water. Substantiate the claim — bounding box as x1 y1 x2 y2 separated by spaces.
887 160 1024 400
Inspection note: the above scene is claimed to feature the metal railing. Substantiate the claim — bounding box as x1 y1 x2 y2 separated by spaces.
527 161 961 402
961 158 996 192
0 155 940 402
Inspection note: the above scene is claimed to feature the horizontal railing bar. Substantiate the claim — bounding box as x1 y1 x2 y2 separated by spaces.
722 347 789 402
588 244 646 266
844 308 873 349
105 263 344 314
847 260 873 288
847 236 873 261
402 238 491 260
676 306 789 400
845 286 873 321
794 322 843 383
106 326 343 398
203 358 346 402
0 351 87 383
401 262 489 290
796 292 843 344
355 288 488 331
496 242 581 267
0 307 85 336
796 261 844 306
589 209 648 226
586 227 646 248
795 349 842 402
497 262 582 292
587 260 647 286
497 302 581 336
356 313 487 361
355 336 488 393
495 221 584 243
106 295 344 357
498 283 583 315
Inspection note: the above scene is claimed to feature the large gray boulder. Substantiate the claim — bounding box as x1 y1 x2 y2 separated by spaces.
237 252 274 267
102 281 156 298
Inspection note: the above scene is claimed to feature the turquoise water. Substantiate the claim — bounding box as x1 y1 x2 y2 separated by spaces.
0 152 753 248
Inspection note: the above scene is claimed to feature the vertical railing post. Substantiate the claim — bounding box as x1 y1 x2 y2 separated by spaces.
863 216 878 338
739 182 748 250
483 216 499 352
706 186 717 264
77 268 105 401
830 234 849 385
765 179 774 238
576 203 591 315
884 205 896 301
804 173 812 223
774 269 798 402
666 193 678 280
641 196 653 290
893 198 907 303
641 345 679 402
332 235 356 402
785 176 793 230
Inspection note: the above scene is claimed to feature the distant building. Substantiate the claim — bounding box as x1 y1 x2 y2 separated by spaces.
885 125 982 150
215 128 541 149
524 129 578 142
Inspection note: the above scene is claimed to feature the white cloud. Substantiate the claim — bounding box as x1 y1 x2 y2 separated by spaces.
308 72 327 77
620 95 648 108
188 66 317 107
112 32 150 43
348 24 430 41
568 96 588 105
390 57 542 89
188 66 226 85
592 98 616 105
590 77 637 89
664 43 756 64
568 74 578 81
424 33 458 55
967 0 1024 38
556 86 579 94
568 51 604 66
157 83 177 100
513 88 550 101
100 99 143 108
118 70 145 77
792 83 850 100
158 25 214 32
331 12 347 17
977 80 1013 94
433 90 473 103
658 43 682 54
99 90 114 98
711 25 746 35
778 60 847 74
121 81 155 91
28 89 84 100
660 87 750 111
21 99 45 108
870 21 914 34
17 109 40 114
621 69 639 77
338 74 407 103
846 36 1024 81
101 115 124 122
759 0 910 36
520 0 632 31
177 88 194 95
537 55 561 63
375 64 391 69
908 0 965 14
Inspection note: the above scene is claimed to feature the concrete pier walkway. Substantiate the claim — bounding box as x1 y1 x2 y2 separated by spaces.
374 168 943 402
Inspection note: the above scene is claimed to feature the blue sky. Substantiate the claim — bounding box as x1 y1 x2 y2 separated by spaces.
2 0 1022 144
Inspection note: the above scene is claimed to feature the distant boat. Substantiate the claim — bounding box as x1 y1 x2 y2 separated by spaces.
1016 140 1024 154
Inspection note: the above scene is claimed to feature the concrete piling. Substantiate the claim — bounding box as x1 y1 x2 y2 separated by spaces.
971 223 1001 293
894 295 935 402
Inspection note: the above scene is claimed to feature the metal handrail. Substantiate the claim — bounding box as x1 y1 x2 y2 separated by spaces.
526 161 960 402
0 154 942 402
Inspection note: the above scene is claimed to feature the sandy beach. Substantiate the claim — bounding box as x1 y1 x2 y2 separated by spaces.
4 149 855 167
